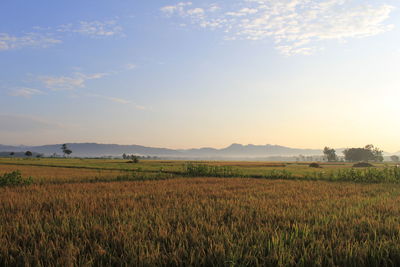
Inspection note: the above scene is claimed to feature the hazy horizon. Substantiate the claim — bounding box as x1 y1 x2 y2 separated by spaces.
1 0 399 152
1 141 399 154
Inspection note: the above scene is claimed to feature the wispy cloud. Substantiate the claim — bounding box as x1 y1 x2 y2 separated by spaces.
58 20 123 37
39 72 109 91
161 0 395 55
0 19 124 51
0 32 61 51
125 63 137 70
9 87 45 98
87 93 131 104
0 114 64 132
161 2 194 16
33 68 146 110
86 93 147 110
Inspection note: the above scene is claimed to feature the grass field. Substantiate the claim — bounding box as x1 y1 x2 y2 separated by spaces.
1 158 400 266
0 157 397 178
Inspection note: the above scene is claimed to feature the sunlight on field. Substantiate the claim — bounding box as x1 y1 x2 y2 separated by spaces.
0 164 125 183
1 178 400 266
0 158 396 179
1 158 400 265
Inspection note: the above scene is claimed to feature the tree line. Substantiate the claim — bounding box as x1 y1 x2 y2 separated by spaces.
324 145 398 162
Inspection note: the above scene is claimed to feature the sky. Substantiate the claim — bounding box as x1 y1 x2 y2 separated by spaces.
0 0 399 152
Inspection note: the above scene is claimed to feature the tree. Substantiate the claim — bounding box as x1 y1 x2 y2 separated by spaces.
61 144 72 157
64 149 72 157
343 145 383 162
323 147 337 162
391 155 399 162
131 155 139 163
9 152 14 157
25 151 32 157
122 153 127 160
366 144 384 162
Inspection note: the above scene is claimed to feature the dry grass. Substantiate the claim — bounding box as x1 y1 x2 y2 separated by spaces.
1 178 400 266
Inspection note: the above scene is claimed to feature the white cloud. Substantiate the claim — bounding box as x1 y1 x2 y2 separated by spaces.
58 20 123 37
34 63 136 92
209 4 221 12
0 33 61 51
187 8 205 17
161 2 193 16
0 19 123 52
39 72 109 91
161 0 395 55
9 88 44 98
226 8 258 17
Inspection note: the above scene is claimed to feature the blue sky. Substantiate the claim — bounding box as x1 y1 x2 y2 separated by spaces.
1 0 400 151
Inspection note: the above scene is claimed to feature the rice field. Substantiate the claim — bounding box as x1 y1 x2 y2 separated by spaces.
1 158 400 266
0 157 396 178
0 164 125 184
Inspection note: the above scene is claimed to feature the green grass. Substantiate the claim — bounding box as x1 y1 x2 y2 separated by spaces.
0 157 396 176
0 170 33 187
1 158 400 184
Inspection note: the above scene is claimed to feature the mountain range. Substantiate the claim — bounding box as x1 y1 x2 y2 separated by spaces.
0 143 396 159
0 143 325 158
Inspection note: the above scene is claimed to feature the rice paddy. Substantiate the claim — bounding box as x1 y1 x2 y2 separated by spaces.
1 158 400 266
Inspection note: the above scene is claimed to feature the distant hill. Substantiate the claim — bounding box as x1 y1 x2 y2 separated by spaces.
0 143 179 158
181 143 324 158
0 143 328 159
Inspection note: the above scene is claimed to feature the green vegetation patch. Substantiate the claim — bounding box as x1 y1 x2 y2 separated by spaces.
184 163 243 177
0 171 33 187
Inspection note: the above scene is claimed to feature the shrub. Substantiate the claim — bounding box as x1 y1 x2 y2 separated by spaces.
264 170 294 180
324 167 400 183
184 163 242 177
309 163 321 168
353 162 374 168
114 172 173 182
0 171 33 187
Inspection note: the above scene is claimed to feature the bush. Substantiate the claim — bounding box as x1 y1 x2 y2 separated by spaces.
114 172 173 182
309 163 321 168
126 156 140 164
353 162 374 168
326 167 400 183
0 171 33 187
184 163 242 177
264 170 294 180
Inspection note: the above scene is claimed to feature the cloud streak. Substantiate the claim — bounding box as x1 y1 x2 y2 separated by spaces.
0 33 61 51
87 93 131 104
9 88 45 98
58 20 123 37
86 93 147 110
161 0 395 55
39 72 109 91
0 19 124 51
32 68 146 110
